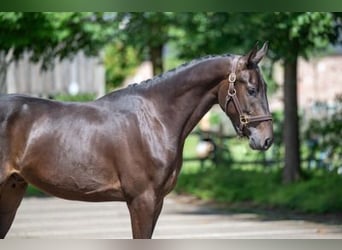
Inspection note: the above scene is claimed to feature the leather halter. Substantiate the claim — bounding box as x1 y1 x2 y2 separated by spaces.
224 57 273 137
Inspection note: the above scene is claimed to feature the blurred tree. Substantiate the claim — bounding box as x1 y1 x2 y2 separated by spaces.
173 13 246 57
254 13 338 184
0 12 114 93
175 12 339 183
113 12 177 75
304 95 342 171
104 41 141 90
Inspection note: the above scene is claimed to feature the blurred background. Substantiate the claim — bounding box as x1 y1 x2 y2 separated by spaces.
1 12 341 214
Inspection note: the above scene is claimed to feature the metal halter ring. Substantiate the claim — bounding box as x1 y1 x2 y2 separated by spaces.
228 88 236 97
240 115 249 125
228 73 236 83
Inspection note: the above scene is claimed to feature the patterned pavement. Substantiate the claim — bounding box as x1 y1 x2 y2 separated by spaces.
7 194 342 239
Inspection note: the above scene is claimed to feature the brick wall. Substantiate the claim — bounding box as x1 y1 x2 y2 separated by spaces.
270 54 342 112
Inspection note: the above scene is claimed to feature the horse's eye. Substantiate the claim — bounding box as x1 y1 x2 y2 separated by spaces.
247 87 257 96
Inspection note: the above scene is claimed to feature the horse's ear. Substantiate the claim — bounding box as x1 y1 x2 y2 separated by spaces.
251 41 268 65
241 42 258 68
241 41 268 67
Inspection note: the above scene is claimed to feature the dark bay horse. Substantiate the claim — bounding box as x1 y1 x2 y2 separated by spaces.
0 42 273 239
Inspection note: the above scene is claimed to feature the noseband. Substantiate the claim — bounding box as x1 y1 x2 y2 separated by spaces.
224 57 273 137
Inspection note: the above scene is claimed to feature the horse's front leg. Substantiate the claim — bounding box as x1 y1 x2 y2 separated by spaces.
126 190 164 239
0 174 27 238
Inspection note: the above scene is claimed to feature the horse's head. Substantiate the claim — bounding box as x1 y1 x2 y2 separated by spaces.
218 42 274 150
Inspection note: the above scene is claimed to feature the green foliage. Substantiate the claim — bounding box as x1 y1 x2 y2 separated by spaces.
262 12 335 61
0 12 56 61
45 13 114 63
1 12 339 77
113 12 178 74
0 12 114 68
104 42 141 90
175 167 342 213
183 134 200 160
174 12 337 62
163 41 187 71
269 171 342 212
114 12 173 48
303 94 342 170
53 93 96 102
0 12 117 93
209 112 221 126
172 13 242 58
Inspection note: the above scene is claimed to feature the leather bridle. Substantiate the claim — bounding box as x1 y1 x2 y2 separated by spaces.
224 57 273 137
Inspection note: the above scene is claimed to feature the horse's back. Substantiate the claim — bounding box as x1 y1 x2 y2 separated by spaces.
0 94 55 122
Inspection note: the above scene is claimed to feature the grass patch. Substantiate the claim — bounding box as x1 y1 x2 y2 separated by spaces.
175 166 342 213
25 185 46 197
53 93 96 102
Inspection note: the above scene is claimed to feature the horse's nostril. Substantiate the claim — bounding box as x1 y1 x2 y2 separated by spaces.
263 138 272 149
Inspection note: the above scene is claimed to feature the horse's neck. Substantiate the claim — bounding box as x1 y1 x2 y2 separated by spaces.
150 57 231 141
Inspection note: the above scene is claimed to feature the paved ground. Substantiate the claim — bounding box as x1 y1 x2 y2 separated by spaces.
7 194 342 239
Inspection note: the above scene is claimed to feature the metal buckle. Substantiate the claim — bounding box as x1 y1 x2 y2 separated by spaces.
240 115 249 125
228 73 236 83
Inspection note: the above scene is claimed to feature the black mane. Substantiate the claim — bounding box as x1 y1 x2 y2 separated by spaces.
135 54 233 88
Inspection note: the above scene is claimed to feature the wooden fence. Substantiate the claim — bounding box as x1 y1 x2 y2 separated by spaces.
183 128 320 170
183 129 283 168
6 51 105 98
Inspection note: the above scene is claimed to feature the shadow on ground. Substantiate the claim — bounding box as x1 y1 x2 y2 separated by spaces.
172 193 342 226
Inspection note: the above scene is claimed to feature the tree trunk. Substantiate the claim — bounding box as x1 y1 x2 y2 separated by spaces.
149 45 163 76
282 57 302 184
0 52 8 94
